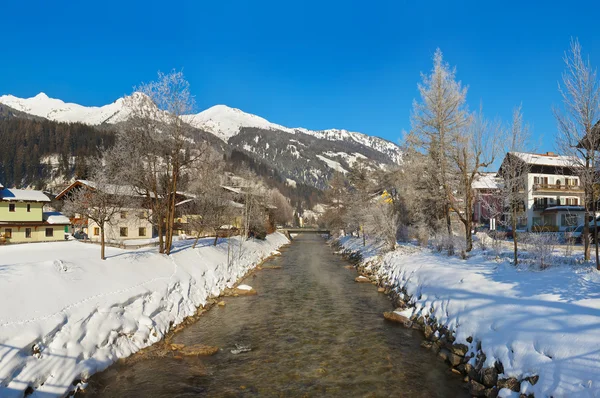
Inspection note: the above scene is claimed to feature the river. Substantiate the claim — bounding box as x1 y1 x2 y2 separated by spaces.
82 235 467 397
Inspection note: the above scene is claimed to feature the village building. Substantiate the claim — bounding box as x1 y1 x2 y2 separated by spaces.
472 172 502 227
54 180 154 242
0 182 70 244
498 152 586 232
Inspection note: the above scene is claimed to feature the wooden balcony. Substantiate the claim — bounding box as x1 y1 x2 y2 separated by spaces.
533 183 583 193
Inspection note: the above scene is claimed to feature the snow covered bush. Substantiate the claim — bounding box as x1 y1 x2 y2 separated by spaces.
524 232 558 269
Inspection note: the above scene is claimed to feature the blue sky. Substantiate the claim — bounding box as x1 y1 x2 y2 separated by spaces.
2 1 600 153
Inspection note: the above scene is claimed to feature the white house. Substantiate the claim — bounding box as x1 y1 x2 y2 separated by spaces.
499 152 585 232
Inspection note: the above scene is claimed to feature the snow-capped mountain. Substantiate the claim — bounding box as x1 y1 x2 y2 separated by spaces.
0 92 402 188
0 92 133 125
183 104 402 164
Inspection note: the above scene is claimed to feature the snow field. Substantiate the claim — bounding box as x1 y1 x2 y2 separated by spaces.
0 233 289 397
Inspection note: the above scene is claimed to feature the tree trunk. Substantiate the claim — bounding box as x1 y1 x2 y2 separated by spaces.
213 234 219 246
512 206 518 265
192 232 201 249
100 224 106 260
362 225 366 247
592 190 600 270
465 221 473 252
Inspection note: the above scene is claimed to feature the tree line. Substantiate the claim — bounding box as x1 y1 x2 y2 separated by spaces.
0 118 115 188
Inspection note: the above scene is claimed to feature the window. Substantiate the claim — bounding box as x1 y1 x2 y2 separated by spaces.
94 227 100 236
138 227 146 237
27 204 31 212
25 228 32 238
45 228 53 237
138 211 146 218
120 211 127 219
120 227 128 237
562 214 578 227
8 204 15 212
4 228 12 238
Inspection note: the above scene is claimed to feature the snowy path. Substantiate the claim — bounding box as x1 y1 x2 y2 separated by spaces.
0 234 288 397
338 237 600 398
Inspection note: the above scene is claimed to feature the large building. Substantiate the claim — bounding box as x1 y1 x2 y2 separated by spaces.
0 183 70 243
498 152 585 232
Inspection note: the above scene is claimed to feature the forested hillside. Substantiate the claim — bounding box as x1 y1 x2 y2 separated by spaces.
0 117 115 189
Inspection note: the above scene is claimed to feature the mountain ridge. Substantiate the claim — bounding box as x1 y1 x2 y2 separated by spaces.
0 92 402 163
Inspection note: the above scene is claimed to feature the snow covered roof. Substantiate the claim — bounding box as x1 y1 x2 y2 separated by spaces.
0 182 4 189
55 180 153 199
43 211 71 224
472 172 500 190
511 152 581 167
0 188 50 202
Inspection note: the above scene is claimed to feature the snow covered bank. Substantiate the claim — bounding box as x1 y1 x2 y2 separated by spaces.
0 233 289 397
336 236 600 398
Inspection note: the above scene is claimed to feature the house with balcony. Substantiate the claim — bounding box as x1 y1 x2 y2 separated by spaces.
0 182 70 244
498 152 585 232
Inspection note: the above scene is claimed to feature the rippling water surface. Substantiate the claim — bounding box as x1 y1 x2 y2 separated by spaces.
83 235 467 397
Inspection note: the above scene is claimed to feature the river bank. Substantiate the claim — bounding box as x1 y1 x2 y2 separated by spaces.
334 236 600 398
0 233 289 397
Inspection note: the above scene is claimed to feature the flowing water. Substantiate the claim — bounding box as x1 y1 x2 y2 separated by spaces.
82 235 467 397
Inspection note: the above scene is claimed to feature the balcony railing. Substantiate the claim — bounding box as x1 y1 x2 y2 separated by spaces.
533 183 582 192
533 201 580 211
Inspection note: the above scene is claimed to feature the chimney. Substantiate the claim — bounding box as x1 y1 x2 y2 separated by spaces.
545 151 556 156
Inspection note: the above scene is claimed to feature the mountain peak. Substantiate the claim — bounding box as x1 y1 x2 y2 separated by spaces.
34 92 49 99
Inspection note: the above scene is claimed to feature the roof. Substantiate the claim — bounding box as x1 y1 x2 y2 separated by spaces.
510 152 581 167
472 172 500 190
0 188 50 202
43 211 71 224
55 180 153 200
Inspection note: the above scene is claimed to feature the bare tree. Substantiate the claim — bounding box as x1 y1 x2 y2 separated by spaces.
363 199 400 251
119 70 207 254
496 106 531 265
407 48 470 248
447 108 500 252
321 171 348 234
345 160 374 246
62 169 130 260
554 38 600 269
268 188 294 227
182 152 237 247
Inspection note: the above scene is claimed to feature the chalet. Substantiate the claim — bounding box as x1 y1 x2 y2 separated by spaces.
498 152 585 232
54 180 154 242
0 183 70 243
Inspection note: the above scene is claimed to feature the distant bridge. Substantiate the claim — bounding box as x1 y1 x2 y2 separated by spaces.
278 228 330 239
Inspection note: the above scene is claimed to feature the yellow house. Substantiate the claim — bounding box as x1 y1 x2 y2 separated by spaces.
0 183 70 244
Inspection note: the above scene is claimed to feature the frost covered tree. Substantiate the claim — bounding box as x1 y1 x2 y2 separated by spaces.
321 171 348 234
182 150 236 247
554 39 600 268
62 167 130 260
407 48 470 249
118 70 208 254
447 109 499 252
268 188 294 227
496 106 531 265
345 160 374 246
